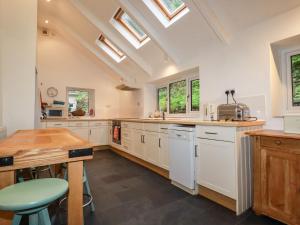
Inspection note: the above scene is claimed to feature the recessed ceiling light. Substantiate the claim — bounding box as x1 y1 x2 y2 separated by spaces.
46 0 51 2
45 20 49 24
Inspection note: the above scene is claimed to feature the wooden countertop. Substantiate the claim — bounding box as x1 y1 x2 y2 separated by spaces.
0 128 93 171
113 118 265 127
41 118 264 127
246 129 300 139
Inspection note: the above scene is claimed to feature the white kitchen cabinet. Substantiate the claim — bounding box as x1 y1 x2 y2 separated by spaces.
144 131 160 166
70 127 89 141
89 126 108 146
197 138 236 199
132 130 145 159
158 133 169 170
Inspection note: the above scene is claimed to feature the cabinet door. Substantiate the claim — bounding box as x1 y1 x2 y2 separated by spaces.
132 130 144 159
159 133 169 170
70 127 89 141
260 148 300 223
89 126 108 146
197 138 236 199
144 131 160 166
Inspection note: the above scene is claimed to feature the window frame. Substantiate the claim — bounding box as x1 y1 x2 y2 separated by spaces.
285 49 300 113
96 34 126 63
114 8 148 43
156 75 200 117
66 87 95 116
189 78 200 112
153 0 187 21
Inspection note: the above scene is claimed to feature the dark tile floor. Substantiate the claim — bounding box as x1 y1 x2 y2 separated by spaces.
24 150 284 225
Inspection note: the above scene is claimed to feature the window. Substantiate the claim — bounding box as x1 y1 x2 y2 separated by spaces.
143 0 189 28
157 76 200 115
191 79 200 111
96 34 126 63
67 87 95 115
291 54 300 106
169 80 187 114
157 87 168 112
112 8 150 49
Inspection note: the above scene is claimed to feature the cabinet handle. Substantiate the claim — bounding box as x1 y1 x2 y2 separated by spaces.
205 132 218 135
141 135 143 143
275 140 282 145
159 138 161 148
194 145 198 157
143 135 145 144
176 134 182 137
89 129 91 135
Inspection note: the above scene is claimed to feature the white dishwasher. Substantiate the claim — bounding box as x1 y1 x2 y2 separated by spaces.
168 125 197 194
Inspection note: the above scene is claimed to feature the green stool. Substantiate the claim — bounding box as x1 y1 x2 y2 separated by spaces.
0 178 68 225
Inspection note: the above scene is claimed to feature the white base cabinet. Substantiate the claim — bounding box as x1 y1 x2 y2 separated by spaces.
197 138 236 199
43 120 109 146
158 133 169 170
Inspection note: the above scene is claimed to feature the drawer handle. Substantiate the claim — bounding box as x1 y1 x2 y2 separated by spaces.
205 132 218 135
275 140 282 145
176 134 182 137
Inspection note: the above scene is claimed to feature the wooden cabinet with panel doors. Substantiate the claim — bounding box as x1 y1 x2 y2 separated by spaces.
248 130 300 225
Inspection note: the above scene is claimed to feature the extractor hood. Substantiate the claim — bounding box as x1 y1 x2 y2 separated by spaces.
116 84 139 91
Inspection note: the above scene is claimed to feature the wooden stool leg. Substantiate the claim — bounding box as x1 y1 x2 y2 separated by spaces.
68 161 83 225
12 215 22 225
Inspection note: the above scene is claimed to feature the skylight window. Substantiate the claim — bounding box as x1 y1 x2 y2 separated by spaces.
111 8 151 49
96 34 126 63
143 0 189 28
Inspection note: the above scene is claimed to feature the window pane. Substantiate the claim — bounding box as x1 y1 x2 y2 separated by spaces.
169 80 186 114
291 54 300 106
159 0 185 14
158 87 167 112
68 90 89 113
191 79 200 111
120 12 147 40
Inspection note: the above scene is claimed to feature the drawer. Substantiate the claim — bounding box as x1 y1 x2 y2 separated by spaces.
121 122 132 129
144 123 159 132
131 122 144 130
159 124 170 133
89 121 108 127
47 122 68 128
68 121 89 127
261 137 300 151
196 125 236 142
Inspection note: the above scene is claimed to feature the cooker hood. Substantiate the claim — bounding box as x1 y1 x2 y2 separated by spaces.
115 84 139 91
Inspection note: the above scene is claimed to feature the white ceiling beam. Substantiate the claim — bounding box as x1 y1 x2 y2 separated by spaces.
188 0 231 44
70 0 153 76
117 0 181 65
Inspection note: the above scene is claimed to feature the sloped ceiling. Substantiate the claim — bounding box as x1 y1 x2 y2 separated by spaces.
38 0 300 83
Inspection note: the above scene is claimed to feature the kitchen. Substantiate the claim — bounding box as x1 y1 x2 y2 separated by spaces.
1 0 300 225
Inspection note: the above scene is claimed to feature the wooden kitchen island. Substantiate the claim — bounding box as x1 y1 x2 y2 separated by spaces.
0 128 93 225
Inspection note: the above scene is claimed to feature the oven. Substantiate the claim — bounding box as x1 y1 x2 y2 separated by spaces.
112 120 121 145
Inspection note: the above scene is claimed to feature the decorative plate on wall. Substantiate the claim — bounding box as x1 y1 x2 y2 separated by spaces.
47 87 58 97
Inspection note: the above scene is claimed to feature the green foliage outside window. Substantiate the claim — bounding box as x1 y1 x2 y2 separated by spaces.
191 79 200 111
291 54 300 106
169 80 187 114
68 90 89 113
158 87 167 112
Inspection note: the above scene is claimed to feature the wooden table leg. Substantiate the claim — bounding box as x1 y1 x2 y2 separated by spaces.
68 161 83 225
0 171 15 225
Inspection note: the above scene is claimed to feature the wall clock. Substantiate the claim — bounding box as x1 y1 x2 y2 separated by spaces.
47 87 58 97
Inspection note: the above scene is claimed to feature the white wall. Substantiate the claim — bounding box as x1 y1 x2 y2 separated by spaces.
37 29 143 119
197 6 300 129
143 6 300 129
0 0 37 134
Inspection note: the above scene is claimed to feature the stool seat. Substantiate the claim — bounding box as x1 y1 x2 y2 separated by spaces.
0 178 68 212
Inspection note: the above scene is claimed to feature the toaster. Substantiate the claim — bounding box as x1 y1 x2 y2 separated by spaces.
217 103 251 121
